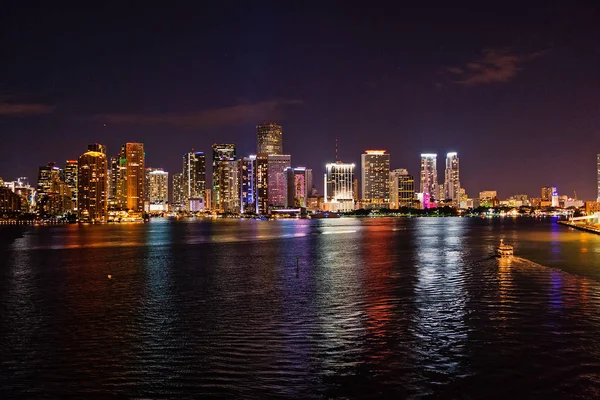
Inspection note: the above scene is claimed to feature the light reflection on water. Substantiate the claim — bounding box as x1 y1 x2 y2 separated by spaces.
2 218 600 397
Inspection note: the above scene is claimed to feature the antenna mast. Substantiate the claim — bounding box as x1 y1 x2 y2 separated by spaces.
335 138 338 162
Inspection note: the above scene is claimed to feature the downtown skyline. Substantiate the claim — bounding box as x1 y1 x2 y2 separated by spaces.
1 4 599 199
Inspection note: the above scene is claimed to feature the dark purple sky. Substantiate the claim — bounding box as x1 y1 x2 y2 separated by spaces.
1 2 599 199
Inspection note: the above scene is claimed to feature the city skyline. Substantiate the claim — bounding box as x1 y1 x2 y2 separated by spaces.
1 4 599 199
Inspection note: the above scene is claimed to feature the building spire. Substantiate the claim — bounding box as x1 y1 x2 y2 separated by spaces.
335 138 338 162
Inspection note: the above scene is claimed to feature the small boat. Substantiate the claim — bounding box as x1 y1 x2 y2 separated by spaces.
496 239 514 257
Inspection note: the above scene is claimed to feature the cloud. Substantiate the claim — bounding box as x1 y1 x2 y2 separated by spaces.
0 102 55 116
96 99 303 129
447 48 548 86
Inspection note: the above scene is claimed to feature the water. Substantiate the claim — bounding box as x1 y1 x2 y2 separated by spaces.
1 217 600 398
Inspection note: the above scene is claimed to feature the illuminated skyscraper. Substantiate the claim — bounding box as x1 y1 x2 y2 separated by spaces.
324 161 355 212
182 151 206 208
267 154 291 209
256 122 283 155
37 162 61 199
212 144 239 213
390 169 416 209
285 167 312 208
541 186 553 202
241 155 257 213
148 170 169 212
597 154 600 201
77 143 108 222
255 154 269 215
420 153 438 200
361 150 390 206
172 172 184 208
444 152 460 205
123 143 145 212
64 160 78 209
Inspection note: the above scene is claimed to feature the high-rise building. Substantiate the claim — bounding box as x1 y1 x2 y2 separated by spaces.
123 143 145 212
285 167 312 208
420 153 438 200
324 161 355 212
361 150 390 206
241 155 257 213
597 154 600 202
267 154 292 209
77 143 108 222
444 152 460 205
148 170 169 212
172 172 184 208
115 145 128 209
37 162 61 199
182 151 206 208
64 160 78 209
255 154 269 215
212 144 239 213
256 122 283 155
390 169 415 209
541 186 553 202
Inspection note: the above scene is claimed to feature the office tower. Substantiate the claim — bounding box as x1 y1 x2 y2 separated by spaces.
115 145 128 209
361 150 390 205
212 144 239 213
285 167 312 208
444 152 460 205
148 170 169 212
37 162 61 198
172 173 184 208
597 154 600 201
255 154 269 214
256 122 283 155
64 160 78 209
324 161 355 212
390 169 415 209
420 154 437 200
0 186 21 214
77 143 108 222
182 151 206 207
122 143 145 212
267 154 292 209
241 155 257 213
541 186 553 202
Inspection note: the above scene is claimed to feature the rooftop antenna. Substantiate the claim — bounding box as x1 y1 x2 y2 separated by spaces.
335 138 339 162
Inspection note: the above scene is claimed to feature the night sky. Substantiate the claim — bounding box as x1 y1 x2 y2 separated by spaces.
1 3 599 199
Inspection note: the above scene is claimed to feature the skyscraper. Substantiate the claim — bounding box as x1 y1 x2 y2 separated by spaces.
324 161 355 212
64 160 78 209
285 167 312 208
172 172 184 208
420 153 438 200
241 155 257 213
148 170 169 212
124 143 145 212
361 150 390 206
267 154 291 209
390 169 415 209
255 154 269 215
77 143 108 222
212 144 239 213
444 152 460 205
37 162 61 199
597 154 600 201
182 151 206 208
256 122 283 155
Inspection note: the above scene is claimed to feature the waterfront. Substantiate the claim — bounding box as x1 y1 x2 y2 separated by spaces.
2 218 600 398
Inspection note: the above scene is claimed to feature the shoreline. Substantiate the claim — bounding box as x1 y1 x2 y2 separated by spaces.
557 220 600 235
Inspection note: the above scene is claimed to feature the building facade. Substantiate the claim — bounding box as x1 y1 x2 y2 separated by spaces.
255 154 269 215
64 160 78 209
256 122 283 155
361 150 390 206
324 162 355 212
148 170 169 212
241 155 257 213
172 172 184 208
212 144 238 213
390 169 415 209
420 153 438 200
444 152 460 205
182 151 206 208
267 154 292 209
77 144 108 222
123 143 145 212
285 167 312 208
